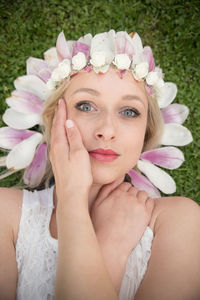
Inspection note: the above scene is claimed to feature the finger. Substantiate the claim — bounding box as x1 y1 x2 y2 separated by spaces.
128 186 138 197
94 178 123 207
146 197 155 220
117 182 132 192
65 119 86 153
137 190 149 202
51 98 68 146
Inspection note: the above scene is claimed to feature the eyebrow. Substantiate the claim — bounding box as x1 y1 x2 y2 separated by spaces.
71 88 145 107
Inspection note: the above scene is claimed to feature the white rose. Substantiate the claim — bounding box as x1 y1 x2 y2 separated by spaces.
72 52 87 71
90 51 106 67
113 54 131 70
58 59 71 78
134 62 149 79
93 64 110 74
46 78 55 90
146 71 159 85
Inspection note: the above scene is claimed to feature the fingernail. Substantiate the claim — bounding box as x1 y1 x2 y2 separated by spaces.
66 119 74 128
58 98 62 105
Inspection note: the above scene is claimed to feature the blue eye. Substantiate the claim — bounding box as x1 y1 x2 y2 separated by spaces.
121 108 140 118
75 101 94 112
75 101 140 118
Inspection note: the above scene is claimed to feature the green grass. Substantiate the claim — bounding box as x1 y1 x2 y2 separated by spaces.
0 0 199 203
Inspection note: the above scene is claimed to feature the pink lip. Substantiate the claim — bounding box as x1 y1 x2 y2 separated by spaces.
89 148 119 155
88 148 119 162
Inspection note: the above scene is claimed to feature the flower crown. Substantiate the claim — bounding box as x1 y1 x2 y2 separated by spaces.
0 30 193 197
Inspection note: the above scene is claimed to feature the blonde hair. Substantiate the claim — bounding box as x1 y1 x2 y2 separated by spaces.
33 74 163 190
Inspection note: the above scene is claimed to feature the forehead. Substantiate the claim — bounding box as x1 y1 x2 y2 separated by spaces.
64 68 148 107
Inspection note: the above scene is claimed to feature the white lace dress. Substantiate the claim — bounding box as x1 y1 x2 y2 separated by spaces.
16 185 154 300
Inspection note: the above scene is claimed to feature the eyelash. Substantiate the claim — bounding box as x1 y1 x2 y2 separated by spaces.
75 101 141 118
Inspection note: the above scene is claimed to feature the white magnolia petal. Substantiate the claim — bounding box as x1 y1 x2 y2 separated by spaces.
0 156 6 167
6 133 42 170
14 75 50 100
161 123 193 146
131 32 143 64
156 82 177 108
78 33 93 46
0 169 20 180
90 30 116 64
162 104 189 124
137 160 176 194
115 31 135 59
43 47 59 68
2 108 41 129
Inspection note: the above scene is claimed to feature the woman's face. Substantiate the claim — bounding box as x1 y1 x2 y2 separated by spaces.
64 68 148 185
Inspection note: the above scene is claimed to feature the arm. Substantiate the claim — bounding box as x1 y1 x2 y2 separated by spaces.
51 99 118 300
135 196 200 300
90 181 155 295
0 188 19 300
55 193 117 300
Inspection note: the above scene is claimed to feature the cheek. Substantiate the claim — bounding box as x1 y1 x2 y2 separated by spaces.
74 119 91 145
123 122 147 158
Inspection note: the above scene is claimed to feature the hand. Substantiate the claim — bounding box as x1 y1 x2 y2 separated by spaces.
90 181 155 260
49 98 93 201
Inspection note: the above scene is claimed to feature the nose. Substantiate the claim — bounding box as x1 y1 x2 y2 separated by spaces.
94 114 117 142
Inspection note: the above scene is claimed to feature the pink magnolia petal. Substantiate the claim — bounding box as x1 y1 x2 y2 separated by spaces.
56 31 72 61
140 147 184 170
146 85 153 95
44 47 59 68
128 169 161 198
0 127 35 149
6 91 43 115
23 143 47 187
12 90 42 106
84 65 92 72
115 31 135 59
162 104 189 124
72 41 90 59
119 70 127 79
26 57 52 83
14 75 50 100
142 46 155 72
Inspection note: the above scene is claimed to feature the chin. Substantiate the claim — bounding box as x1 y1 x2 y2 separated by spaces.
91 166 125 186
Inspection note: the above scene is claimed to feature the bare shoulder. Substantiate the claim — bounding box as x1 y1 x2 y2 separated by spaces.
0 187 23 246
149 195 200 235
136 196 200 299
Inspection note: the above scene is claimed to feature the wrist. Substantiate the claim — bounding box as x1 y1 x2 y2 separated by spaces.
97 236 128 294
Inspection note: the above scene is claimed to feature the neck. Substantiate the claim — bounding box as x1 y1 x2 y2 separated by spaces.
53 175 127 214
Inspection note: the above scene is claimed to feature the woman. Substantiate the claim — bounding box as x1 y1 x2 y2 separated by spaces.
0 30 200 300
